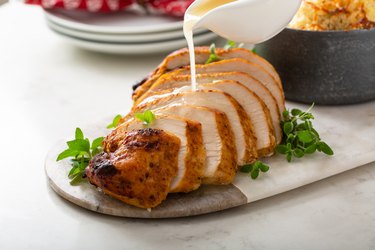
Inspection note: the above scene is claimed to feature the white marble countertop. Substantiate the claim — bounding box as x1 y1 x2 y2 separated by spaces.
1 2 374 250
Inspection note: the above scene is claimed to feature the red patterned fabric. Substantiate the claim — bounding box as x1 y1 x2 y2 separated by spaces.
25 0 194 16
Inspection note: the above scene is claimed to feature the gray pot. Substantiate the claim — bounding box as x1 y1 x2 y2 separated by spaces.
256 28 375 105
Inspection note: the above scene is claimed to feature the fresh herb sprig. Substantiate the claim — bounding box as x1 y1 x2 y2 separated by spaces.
276 104 334 162
56 128 104 185
205 43 220 64
224 40 244 50
106 114 122 129
207 40 255 64
240 161 270 179
135 110 155 126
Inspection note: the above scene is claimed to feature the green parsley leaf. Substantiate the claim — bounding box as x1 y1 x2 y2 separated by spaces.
251 48 257 54
107 114 122 129
135 110 156 126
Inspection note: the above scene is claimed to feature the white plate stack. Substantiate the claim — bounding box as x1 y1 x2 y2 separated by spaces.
45 9 218 55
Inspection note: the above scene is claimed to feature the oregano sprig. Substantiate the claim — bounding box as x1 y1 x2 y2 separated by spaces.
205 43 220 64
106 114 122 129
240 161 270 180
224 40 244 50
56 128 104 185
135 110 155 126
276 103 334 162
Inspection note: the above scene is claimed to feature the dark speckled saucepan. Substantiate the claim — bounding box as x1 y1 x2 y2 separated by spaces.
256 28 375 105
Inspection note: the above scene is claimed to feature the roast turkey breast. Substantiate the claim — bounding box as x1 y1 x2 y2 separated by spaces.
137 72 282 143
170 58 285 115
130 88 258 165
132 47 281 101
86 46 286 209
158 47 281 88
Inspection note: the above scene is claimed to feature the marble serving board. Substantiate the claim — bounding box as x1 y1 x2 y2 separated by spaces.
45 101 375 218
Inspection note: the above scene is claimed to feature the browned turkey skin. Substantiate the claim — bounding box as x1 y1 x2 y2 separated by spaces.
86 128 180 209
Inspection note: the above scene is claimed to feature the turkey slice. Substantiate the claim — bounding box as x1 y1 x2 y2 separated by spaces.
145 80 276 156
132 47 281 102
119 115 205 193
164 47 282 88
130 88 258 165
139 72 282 144
170 58 285 115
155 104 237 185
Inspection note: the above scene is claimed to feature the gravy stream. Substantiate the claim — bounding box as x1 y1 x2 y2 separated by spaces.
183 0 236 91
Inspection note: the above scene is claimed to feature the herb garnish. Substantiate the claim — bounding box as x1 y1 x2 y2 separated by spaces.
224 40 244 50
240 161 270 179
56 128 104 185
107 114 122 129
135 110 155 126
205 43 220 64
223 40 236 50
276 104 334 162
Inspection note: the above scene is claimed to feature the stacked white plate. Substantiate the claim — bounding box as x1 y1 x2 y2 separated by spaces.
45 9 218 55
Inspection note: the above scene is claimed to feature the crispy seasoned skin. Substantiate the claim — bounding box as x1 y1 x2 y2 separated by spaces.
132 47 282 102
120 115 205 193
86 128 180 209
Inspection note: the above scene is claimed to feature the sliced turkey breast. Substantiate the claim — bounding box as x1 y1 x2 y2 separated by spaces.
154 104 237 185
200 81 275 156
162 47 281 88
138 72 282 144
169 58 285 115
132 47 282 102
116 115 205 193
130 88 258 165
140 79 277 156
